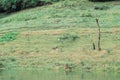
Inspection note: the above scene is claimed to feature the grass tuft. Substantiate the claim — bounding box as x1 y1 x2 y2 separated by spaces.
0 32 19 42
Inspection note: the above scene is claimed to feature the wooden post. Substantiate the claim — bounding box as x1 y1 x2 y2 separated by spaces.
96 18 101 51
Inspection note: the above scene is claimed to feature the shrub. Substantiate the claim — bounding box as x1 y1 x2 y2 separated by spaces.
0 0 43 13
0 0 60 13
89 0 118 2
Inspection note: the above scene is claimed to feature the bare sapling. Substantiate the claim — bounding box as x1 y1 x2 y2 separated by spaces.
96 18 101 51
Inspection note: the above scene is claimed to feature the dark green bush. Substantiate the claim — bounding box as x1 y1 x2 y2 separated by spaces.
89 0 118 2
0 0 60 13
0 0 44 12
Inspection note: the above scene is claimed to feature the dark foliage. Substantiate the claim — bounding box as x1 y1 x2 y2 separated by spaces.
0 62 4 68
0 0 60 13
89 0 119 2
94 5 109 10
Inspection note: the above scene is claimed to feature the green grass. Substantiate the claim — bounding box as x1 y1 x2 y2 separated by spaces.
0 0 120 72
0 28 119 71
0 32 19 42
0 0 120 32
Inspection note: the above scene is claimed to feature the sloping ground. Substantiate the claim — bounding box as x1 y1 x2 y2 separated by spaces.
0 0 120 71
0 0 120 32
0 28 120 71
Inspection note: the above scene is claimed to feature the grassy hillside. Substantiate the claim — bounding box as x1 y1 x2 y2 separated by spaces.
0 0 120 72
0 0 120 32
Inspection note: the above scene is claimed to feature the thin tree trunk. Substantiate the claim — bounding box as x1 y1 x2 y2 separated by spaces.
96 18 101 51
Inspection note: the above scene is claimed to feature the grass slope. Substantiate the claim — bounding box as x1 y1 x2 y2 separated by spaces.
0 0 120 72
0 0 120 32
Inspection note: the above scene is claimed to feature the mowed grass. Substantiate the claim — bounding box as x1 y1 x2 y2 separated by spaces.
0 28 119 54
0 0 120 71
0 28 120 71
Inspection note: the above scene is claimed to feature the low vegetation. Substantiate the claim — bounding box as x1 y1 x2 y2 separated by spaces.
0 0 60 13
89 0 119 2
58 33 79 43
0 28 119 72
0 32 19 42
0 0 120 72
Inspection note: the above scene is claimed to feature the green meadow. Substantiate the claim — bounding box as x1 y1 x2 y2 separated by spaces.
0 0 120 72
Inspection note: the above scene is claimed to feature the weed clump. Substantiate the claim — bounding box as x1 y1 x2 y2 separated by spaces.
57 33 79 51
0 62 5 68
58 33 79 43
94 5 109 10
81 13 93 17
0 32 19 42
89 0 117 2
